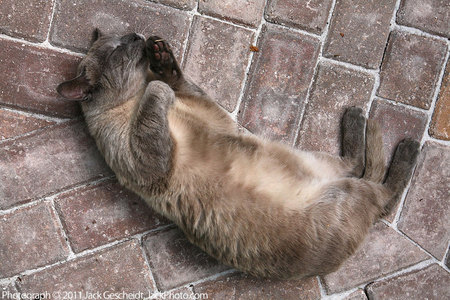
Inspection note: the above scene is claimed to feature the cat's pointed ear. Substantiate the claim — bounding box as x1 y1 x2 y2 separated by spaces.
91 28 103 44
57 72 92 101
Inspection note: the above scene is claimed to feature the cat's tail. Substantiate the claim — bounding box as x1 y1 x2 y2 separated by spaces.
363 120 386 183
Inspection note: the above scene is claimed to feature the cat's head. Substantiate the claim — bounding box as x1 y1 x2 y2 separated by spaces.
57 29 151 106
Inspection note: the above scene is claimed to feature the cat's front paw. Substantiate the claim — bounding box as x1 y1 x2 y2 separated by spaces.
146 36 180 79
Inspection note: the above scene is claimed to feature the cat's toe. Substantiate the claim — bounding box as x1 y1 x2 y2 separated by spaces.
146 36 175 75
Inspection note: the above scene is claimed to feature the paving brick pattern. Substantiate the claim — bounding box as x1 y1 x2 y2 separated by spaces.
0 0 448 299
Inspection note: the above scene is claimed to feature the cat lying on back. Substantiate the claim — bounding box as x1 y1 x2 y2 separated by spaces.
57 29 420 279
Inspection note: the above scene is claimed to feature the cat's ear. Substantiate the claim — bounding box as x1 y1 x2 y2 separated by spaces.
57 72 92 101
91 28 103 44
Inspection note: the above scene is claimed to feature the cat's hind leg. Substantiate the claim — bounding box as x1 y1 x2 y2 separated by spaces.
382 138 420 215
341 107 366 177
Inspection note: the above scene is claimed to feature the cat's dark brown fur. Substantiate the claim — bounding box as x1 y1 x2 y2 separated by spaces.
57 30 420 279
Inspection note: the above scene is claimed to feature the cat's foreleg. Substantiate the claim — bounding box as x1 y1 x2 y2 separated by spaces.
146 36 208 98
129 80 175 185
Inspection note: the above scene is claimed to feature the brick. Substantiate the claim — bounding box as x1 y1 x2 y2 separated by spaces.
143 228 229 291
50 0 191 58
194 273 320 300
398 141 450 260
324 0 396 69
322 222 427 294
238 24 320 144
17 240 155 293
343 289 367 300
377 31 448 109
150 0 196 10
0 0 53 42
430 60 450 140
296 62 374 155
0 121 111 210
265 0 333 34
199 0 265 27
0 39 81 118
55 180 169 253
0 202 69 278
397 0 450 38
183 16 254 112
0 109 56 141
366 264 450 299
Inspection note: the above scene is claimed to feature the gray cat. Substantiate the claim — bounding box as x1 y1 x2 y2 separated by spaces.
57 30 420 279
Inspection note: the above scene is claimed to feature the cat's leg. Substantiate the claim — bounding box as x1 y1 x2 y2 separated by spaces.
341 107 366 177
129 80 175 186
382 138 420 215
146 36 207 98
146 36 237 133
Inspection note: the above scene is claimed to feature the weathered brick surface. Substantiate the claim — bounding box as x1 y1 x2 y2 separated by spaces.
50 0 191 58
0 0 54 42
194 273 320 300
0 121 111 209
0 202 69 278
238 24 320 144
55 180 169 253
0 109 56 141
296 62 374 154
430 60 450 140
0 283 17 296
0 39 81 118
377 31 448 109
398 141 450 260
199 0 265 27
151 0 196 10
322 222 427 294
265 0 333 34
397 0 450 38
183 16 254 112
17 240 155 293
369 99 427 221
324 0 396 69
343 289 367 300
143 228 229 291
366 264 450 299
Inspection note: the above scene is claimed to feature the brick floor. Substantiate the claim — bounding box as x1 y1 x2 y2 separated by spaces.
0 0 448 299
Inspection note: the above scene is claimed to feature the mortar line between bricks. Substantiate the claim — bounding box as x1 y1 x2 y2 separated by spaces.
231 0 268 119
49 199 76 258
137 237 160 292
175 268 239 291
292 0 338 146
2 224 176 283
179 1 198 68
374 95 431 114
392 49 450 227
0 34 84 57
44 0 57 43
0 104 70 123
380 219 450 272
0 118 73 146
393 24 450 44
0 175 114 215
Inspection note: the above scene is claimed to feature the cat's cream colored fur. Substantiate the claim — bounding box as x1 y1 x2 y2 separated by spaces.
57 31 420 279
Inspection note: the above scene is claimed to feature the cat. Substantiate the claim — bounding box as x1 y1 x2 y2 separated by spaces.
57 29 420 279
